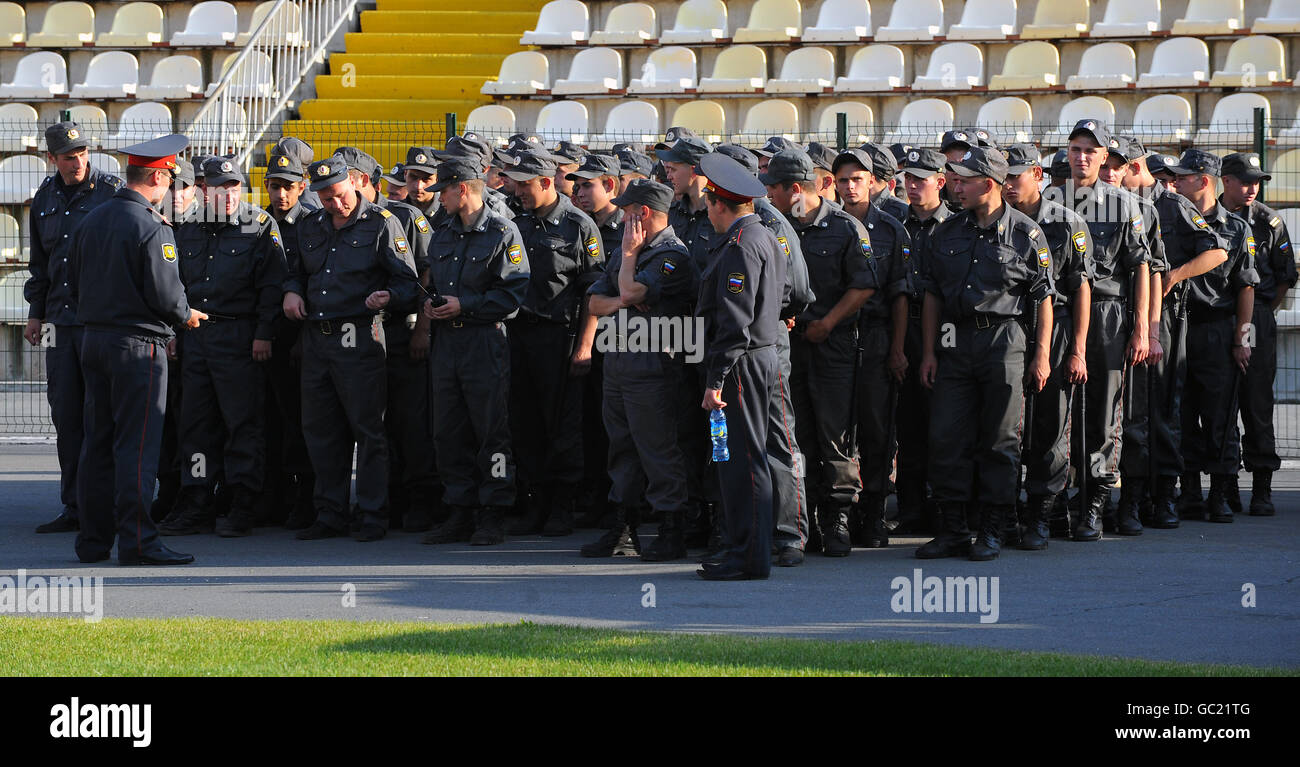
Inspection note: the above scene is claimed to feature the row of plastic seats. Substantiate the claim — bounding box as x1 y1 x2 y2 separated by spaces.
0 50 273 100
522 0 1300 47
0 1 302 48
0 153 117 203
0 102 176 151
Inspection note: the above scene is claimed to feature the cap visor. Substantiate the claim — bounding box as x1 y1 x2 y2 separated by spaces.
655 147 691 164
1005 164 1037 176
946 163 983 178
901 167 939 178
266 170 303 182
429 177 461 192
502 169 541 182
565 170 602 181
1165 165 1198 176
204 173 242 187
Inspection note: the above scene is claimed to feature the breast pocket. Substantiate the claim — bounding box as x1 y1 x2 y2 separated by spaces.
536 234 578 275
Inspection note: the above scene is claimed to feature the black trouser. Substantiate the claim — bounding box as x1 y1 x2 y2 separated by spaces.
432 321 515 507
75 329 169 561
929 319 1026 506
678 362 715 512
1125 301 1187 479
1240 301 1280 473
178 320 266 492
790 324 861 516
582 349 612 507
769 326 808 550
714 346 777 578
300 316 389 530
603 351 688 515
385 348 439 512
897 312 931 516
1182 312 1242 475
1083 299 1128 490
46 324 84 518
507 319 584 492
1026 309 1073 496
856 322 896 498
266 317 311 477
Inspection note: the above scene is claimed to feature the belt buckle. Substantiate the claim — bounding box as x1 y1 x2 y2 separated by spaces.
318 321 332 335
975 315 990 330
450 320 463 329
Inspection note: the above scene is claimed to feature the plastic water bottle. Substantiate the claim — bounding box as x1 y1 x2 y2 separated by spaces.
710 408 729 462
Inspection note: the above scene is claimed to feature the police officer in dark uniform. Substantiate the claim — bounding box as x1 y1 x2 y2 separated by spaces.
552 140 586 199
1220 152 1294 516
434 135 518 224
659 130 715 268
283 155 419 542
403 146 440 219
916 147 1054 561
753 136 803 174
271 136 319 209
421 158 531 546
24 121 123 533
616 147 653 194
861 143 910 222
69 134 207 564
696 153 787 580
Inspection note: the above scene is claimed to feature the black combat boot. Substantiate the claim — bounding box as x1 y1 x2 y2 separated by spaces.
216 485 259 537
915 502 972 559
422 504 476 544
1250 471 1275 516
1072 488 1107 541
1177 472 1206 521
543 484 576 536
283 473 316 530
1223 474 1243 516
1150 475 1180 528
1205 475 1234 523
1019 494 1053 550
470 506 507 545
508 487 550 535
150 472 181 523
402 497 436 533
1002 500 1022 548
641 509 686 561
863 494 889 548
1049 493 1071 538
682 500 712 548
970 504 1008 561
698 502 727 562
820 506 852 557
580 505 641 557
158 486 215 535
1115 478 1145 536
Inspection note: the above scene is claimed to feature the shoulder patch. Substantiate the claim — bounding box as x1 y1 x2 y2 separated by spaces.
1072 231 1087 253
727 272 745 294
1037 247 1051 268
415 216 431 234
776 236 790 258
162 243 177 263
1131 215 1144 236
902 244 911 261
270 230 281 248
378 208 393 219
394 236 409 254
860 238 872 258
257 212 269 224
584 235 601 259
1190 212 1208 230
661 259 677 276
1246 235 1257 258
508 243 523 264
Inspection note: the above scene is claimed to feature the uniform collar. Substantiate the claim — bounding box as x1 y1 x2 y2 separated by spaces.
1217 194 1253 219
968 202 1014 235
532 195 567 225
1202 203 1231 227
908 201 951 225
801 197 838 229
450 200 491 233
642 224 677 251
711 213 761 251
596 206 623 230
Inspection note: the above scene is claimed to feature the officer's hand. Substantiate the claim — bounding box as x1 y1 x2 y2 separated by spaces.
430 295 461 320
166 338 179 361
622 213 646 256
1234 343 1251 373
423 298 436 320
1066 351 1088 385
1028 351 1050 394
1126 331 1148 366
185 309 207 329
701 388 726 410
409 330 430 360
888 345 908 383
920 354 938 389
1146 333 1164 367
23 318 42 347
803 318 831 344
365 290 391 310
570 346 592 376
283 292 306 321
785 317 796 331
252 339 272 362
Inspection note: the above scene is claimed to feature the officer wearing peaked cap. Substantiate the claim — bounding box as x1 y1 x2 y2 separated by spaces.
615 148 653 193
68 133 208 565
24 120 124 535
859 143 910 222
271 136 319 208
432 135 517 225
403 145 440 218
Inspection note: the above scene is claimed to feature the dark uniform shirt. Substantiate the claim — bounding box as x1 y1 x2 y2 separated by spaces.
1188 205 1260 311
268 199 311 270
589 225 699 336
755 196 814 318
592 206 625 258
176 201 287 340
24 169 123 325
1033 198 1094 309
375 196 434 348
285 193 419 321
860 204 911 324
922 204 1055 321
513 194 605 325
668 194 713 270
790 198 877 327
1130 188 1167 274
1151 182 1223 274
428 201 530 323
698 213 787 391
902 201 955 303
1056 181 1149 299
870 186 910 224
69 187 191 338
429 187 513 230
1222 198 1296 303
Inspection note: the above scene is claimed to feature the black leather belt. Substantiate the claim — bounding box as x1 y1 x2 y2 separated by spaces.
1188 306 1234 324
312 315 377 335
956 313 1015 329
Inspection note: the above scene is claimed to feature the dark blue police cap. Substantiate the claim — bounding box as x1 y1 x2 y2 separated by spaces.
610 178 674 213
700 152 767 201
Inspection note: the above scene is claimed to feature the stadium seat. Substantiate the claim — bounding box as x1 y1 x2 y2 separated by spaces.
236 1 305 46
698 45 767 93
589 2 657 45
766 47 835 94
535 100 589 143
1194 93 1271 147
1092 0 1161 37
207 51 275 99
67 104 108 147
465 104 517 136
137 55 204 99
1021 0 1089 38
881 98 954 146
803 0 872 42
807 101 874 144
912 43 983 90
1172 0 1242 35
552 48 624 94
0 212 21 261
734 100 799 144
1253 0 1300 33
976 96 1033 144
521 1 589 45
670 100 726 141
171 1 238 46
591 100 660 146
0 52 68 98
1263 149 1300 202
189 101 249 150
0 103 39 151
105 102 173 147
0 155 49 204
875 0 944 41
1130 94 1193 145
26 1 94 46
1042 96 1116 146
627 46 696 93
0 2 24 47
88 152 120 177
71 51 138 98
1277 208 1300 240
988 41 1058 90
1066 43 1136 90
734 0 802 43
834 45 904 91
661 0 728 44
482 51 549 95
98 2 163 46
947 0 1018 40
1209 36 1285 87
1137 38 1209 88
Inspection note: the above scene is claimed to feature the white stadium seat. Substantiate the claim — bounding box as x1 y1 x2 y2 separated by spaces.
1131 94 1193 145
26 1 94 47
1137 38 1209 88
976 97 1033 144
988 41 1058 90
766 47 835 94
97 2 163 46
0 213 21 261
171 1 238 46
1209 36 1285 87
591 100 660 146
521 1 589 45
670 101 726 142
0 52 68 98
237 1 304 46
1066 43 1136 90
1253 0 1300 33
807 101 874 144
881 98 954 146
105 102 173 147
1171 0 1242 35
482 52 549 96
1042 96 1116 146
465 104 516 135
734 0 802 43
627 47 696 93
535 100 589 143
71 51 139 98
947 0 1018 40
803 0 872 42
589 2 657 45
875 0 944 41
661 0 728 44
207 50 275 99
1277 209 1300 241
1262 149 1300 202
88 152 120 177
189 101 249 150
1092 0 1161 37
734 100 799 144
0 103 39 151
1194 93 1271 147
67 104 108 147
834 45 904 91
1021 0 1089 38
0 2 24 47
552 48 624 95
912 43 982 90
697 45 767 93
137 55 204 99
0 155 50 204
1271 105 1300 146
